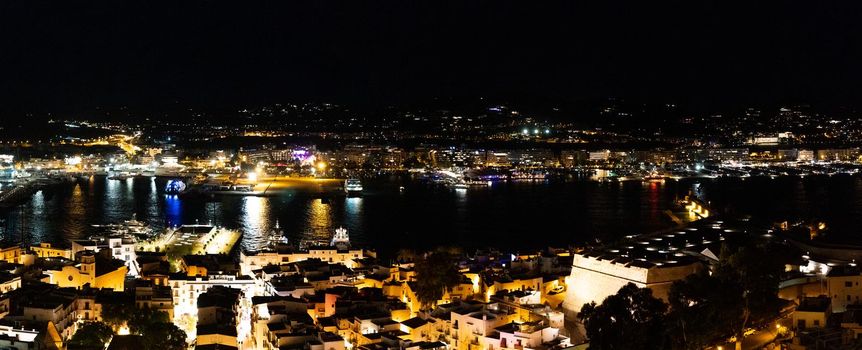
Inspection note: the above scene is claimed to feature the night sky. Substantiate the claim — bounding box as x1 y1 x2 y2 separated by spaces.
1 1 862 115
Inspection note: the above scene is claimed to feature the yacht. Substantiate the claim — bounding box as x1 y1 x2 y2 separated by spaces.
91 214 153 238
108 172 131 180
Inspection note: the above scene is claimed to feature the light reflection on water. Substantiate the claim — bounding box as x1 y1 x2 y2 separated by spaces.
1 175 810 257
241 196 270 251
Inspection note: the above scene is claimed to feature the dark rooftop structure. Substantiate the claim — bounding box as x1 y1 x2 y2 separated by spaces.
798 296 831 313
198 286 242 309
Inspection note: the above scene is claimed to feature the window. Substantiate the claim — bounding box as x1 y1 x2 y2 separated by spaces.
846 281 853 287
814 320 820 326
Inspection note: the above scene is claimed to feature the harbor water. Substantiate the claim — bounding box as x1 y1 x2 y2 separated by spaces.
2 174 862 257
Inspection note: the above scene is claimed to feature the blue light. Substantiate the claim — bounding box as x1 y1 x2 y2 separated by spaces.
165 179 186 194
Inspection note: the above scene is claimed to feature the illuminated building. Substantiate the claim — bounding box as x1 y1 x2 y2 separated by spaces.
0 273 21 294
241 245 367 276
71 236 137 275
31 243 72 260
0 155 15 179
196 286 243 349
249 295 316 349
588 150 610 162
44 250 128 291
135 279 174 319
483 321 570 350
562 221 748 315
134 251 171 286
181 254 239 277
563 250 702 316
11 285 81 340
0 324 38 350
482 274 543 302
447 301 520 350
826 266 862 313
0 245 22 264
793 296 831 329
168 274 256 334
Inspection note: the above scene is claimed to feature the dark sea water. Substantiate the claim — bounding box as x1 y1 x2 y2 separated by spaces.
3 174 862 257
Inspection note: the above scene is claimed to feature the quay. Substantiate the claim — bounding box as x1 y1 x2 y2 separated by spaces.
137 224 242 268
183 176 345 197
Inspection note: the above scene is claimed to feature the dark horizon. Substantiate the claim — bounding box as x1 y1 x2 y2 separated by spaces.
2 1 862 116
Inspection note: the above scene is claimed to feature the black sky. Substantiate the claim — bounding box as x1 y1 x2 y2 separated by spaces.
1 1 862 114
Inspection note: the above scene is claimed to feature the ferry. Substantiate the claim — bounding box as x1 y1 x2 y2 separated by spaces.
344 179 363 196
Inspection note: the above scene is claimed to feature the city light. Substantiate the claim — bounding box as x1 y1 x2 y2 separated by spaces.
2 9 860 350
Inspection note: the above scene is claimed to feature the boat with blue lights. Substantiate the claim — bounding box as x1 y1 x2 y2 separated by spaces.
165 179 187 195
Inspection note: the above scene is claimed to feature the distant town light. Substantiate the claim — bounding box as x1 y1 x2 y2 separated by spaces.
64 156 82 166
247 171 258 182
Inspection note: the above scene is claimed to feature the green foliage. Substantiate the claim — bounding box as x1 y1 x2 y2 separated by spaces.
580 240 788 350
667 241 786 349
69 321 114 349
413 251 462 310
140 322 187 350
128 306 171 334
100 303 185 349
667 272 743 349
716 243 785 324
101 302 135 329
579 283 669 350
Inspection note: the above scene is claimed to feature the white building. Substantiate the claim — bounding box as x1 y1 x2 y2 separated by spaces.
72 237 137 275
588 150 610 161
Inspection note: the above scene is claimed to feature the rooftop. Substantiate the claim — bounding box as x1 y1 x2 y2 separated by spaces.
578 218 765 269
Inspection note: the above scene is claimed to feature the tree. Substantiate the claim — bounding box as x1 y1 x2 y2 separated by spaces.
715 243 784 349
101 302 135 330
666 241 785 350
396 249 418 263
141 322 187 350
413 251 462 310
667 272 743 349
578 283 669 350
128 306 170 334
69 321 114 349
